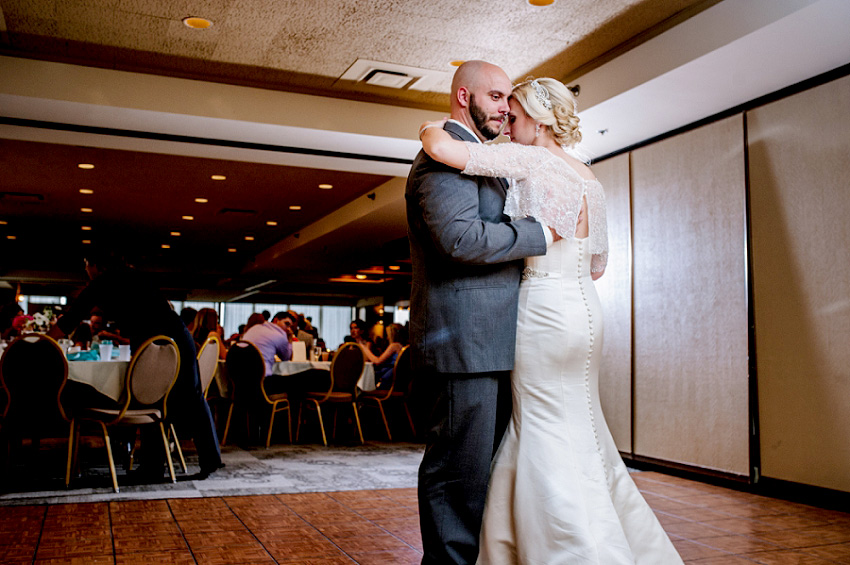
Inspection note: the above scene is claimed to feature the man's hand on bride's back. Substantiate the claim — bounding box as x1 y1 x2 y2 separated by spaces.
549 227 563 242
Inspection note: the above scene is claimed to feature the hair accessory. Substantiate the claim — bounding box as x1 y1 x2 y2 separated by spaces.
531 79 552 110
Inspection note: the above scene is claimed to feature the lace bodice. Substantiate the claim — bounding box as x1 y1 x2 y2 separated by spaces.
463 142 608 273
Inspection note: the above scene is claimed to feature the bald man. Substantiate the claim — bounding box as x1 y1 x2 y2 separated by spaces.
406 60 554 564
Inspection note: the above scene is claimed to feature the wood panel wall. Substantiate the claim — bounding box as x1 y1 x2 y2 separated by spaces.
747 73 850 492
593 154 633 452
630 115 750 475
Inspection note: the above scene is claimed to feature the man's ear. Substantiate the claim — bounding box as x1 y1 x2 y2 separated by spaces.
456 86 470 109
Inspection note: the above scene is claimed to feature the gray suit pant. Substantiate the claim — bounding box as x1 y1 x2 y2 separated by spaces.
417 370 512 565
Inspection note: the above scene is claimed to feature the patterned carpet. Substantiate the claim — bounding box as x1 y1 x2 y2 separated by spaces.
1 440 425 506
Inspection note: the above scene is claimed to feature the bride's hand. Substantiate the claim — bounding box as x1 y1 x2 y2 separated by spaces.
419 117 449 139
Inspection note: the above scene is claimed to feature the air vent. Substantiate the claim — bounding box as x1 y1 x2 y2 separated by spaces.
217 208 257 216
0 192 44 203
339 59 450 91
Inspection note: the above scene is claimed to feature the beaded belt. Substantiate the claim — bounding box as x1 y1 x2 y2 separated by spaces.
521 266 549 280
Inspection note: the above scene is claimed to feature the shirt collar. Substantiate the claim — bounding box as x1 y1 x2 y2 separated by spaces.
447 119 482 144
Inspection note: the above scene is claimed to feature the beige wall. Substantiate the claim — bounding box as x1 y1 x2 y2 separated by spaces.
748 73 850 492
593 154 633 452
630 115 750 475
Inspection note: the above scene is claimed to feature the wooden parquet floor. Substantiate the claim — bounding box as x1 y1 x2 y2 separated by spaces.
2 471 849 564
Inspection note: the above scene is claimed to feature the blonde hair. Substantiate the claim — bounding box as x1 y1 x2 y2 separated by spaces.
511 78 581 148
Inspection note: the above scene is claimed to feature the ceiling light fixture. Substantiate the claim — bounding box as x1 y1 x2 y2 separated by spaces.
195 197 209 203
82 239 91 244
183 16 213 29
244 236 255 241
528 0 555 6
227 248 237 253
79 189 94 195
170 231 181 236
388 265 400 271
182 215 194 220
78 163 94 169
318 184 333 189
0 220 8 224
6 235 16 240
81 207 93 213
355 274 367 280
289 205 301 211
211 174 226 180
81 226 92 231
161 244 171 249
266 221 278 226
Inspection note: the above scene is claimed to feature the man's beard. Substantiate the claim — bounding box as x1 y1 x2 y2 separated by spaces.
470 94 502 140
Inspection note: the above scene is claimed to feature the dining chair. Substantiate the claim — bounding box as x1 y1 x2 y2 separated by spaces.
297 342 365 446
357 345 413 441
66 335 180 493
165 333 223 473
0 334 71 473
222 340 291 447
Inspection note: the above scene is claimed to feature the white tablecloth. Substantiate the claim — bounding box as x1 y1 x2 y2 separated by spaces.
67 360 130 401
271 361 376 391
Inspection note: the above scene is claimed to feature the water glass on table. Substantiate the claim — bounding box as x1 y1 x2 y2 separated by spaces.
99 340 113 361
118 344 132 361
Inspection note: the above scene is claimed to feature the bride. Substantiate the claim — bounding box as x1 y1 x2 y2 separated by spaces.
419 77 683 564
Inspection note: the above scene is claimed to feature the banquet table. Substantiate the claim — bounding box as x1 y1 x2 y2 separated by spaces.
67 360 130 402
272 360 376 391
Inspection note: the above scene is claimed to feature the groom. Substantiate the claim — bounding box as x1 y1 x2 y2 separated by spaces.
406 60 555 564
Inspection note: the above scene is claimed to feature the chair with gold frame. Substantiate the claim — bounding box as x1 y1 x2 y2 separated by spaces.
66 335 180 493
0 334 71 472
167 333 223 472
297 342 365 446
357 344 412 441
221 340 291 447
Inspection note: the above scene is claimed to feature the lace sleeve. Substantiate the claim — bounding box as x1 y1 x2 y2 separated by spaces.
461 142 552 180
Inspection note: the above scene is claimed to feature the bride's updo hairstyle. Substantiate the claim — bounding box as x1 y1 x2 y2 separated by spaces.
511 77 582 148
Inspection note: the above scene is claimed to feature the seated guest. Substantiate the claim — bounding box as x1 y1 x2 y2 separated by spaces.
48 248 222 479
69 321 93 349
289 310 314 350
0 302 24 340
241 311 296 376
180 307 198 331
346 319 377 354
360 323 407 389
192 307 227 359
90 311 131 345
226 324 245 346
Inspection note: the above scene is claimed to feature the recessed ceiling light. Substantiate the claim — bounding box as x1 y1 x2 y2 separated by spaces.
82 239 91 244
78 163 94 169
194 197 209 203
79 189 94 195
182 215 194 221
211 174 226 180
170 231 181 237
0 220 7 225
81 207 93 213
318 183 333 189
6 235 16 240
183 16 213 29
244 236 255 241
161 244 171 249
388 265 400 271
289 205 301 211
355 274 367 280
528 0 555 5
227 248 237 253
266 221 278 226
450 60 465 67
81 226 92 231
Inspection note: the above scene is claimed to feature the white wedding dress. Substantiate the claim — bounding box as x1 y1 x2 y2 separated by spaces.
463 142 683 565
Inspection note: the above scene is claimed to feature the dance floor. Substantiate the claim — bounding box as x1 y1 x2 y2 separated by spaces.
1 442 849 564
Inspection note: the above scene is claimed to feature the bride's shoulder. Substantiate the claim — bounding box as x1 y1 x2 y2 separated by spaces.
556 151 597 182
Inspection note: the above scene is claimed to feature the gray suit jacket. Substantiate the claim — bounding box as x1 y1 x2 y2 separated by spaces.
405 122 547 374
